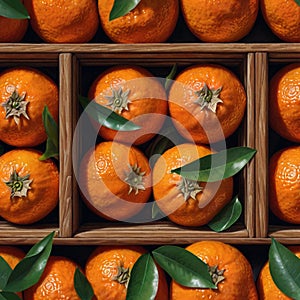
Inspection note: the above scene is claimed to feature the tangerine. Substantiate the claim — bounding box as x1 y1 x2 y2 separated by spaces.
98 0 179 43
0 0 28 43
24 0 99 43
168 64 246 144
171 241 258 299
152 143 233 227
257 246 300 299
0 67 58 147
261 0 300 42
0 149 59 224
85 245 168 300
79 141 151 221
88 65 168 145
269 63 300 142
24 256 80 300
269 146 300 224
180 0 258 42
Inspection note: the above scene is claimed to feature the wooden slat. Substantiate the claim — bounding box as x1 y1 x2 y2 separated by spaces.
245 53 256 238
255 53 269 238
0 43 300 54
59 53 73 237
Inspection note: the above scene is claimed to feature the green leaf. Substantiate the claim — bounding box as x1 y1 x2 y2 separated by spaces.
269 238 300 300
74 268 94 300
5 231 55 292
165 64 177 91
126 253 158 300
208 195 242 232
294 0 300 6
0 292 21 300
0 256 12 290
79 96 141 132
152 245 216 289
109 0 141 21
0 0 29 19
171 147 256 182
40 106 59 161
151 202 166 219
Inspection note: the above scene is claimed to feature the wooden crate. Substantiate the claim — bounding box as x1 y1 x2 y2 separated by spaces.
255 51 300 242
0 51 73 240
70 46 256 245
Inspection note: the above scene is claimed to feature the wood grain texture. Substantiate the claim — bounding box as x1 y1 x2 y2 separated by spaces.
59 53 73 237
245 53 256 238
255 53 269 238
0 44 300 54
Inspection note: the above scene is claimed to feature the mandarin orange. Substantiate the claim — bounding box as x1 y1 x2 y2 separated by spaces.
257 246 300 299
269 63 300 142
171 241 258 299
98 0 179 43
152 143 233 227
180 0 258 42
88 65 167 145
24 0 99 43
168 64 246 144
0 67 58 147
79 141 151 221
261 0 300 42
24 256 80 300
85 246 168 300
269 146 300 224
0 149 59 224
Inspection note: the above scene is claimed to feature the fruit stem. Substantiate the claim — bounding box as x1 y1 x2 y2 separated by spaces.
4 169 32 198
176 177 203 201
105 86 131 114
112 262 131 288
208 265 225 286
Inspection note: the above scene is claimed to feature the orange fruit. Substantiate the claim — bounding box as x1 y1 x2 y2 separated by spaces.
88 65 168 145
0 0 28 43
0 149 59 224
261 0 300 42
269 63 300 142
85 245 168 300
79 141 152 221
269 146 300 224
98 0 179 43
0 246 25 299
168 64 246 144
171 241 258 299
0 67 58 147
257 246 300 299
152 143 233 227
180 0 258 42
24 0 99 43
24 256 80 300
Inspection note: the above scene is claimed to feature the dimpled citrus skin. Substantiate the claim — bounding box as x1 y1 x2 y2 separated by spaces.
269 146 300 224
85 246 168 300
180 0 258 42
171 241 258 299
98 0 179 43
0 67 58 147
168 64 246 144
88 65 167 145
24 0 99 43
0 149 59 225
79 141 152 221
24 256 80 300
269 64 300 142
257 246 300 299
0 1 28 43
261 0 300 42
152 143 233 227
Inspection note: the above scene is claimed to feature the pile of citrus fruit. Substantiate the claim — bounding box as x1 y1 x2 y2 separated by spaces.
0 67 59 225
1 0 300 43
